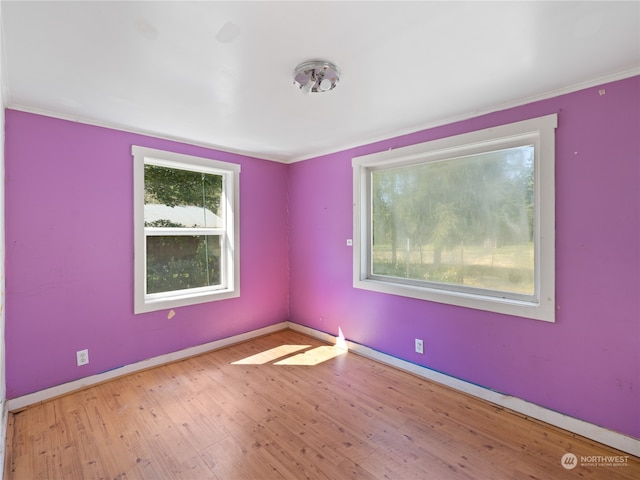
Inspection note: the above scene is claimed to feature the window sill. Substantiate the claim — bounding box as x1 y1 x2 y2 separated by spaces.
354 277 555 322
135 288 239 314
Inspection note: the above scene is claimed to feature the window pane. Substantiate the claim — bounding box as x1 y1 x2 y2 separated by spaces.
144 165 223 228
371 146 534 296
146 235 222 294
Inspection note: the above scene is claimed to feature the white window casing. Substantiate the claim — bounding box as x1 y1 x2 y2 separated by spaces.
352 114 557 322
133 146 240 314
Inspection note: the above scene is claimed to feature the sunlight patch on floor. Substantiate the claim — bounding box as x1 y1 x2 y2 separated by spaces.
231 330 350 366
231 345 311 365
273 346 347 366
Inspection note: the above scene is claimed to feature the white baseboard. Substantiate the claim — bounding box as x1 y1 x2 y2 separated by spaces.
287 322 640 457
6 322 289 412
6 320 639 457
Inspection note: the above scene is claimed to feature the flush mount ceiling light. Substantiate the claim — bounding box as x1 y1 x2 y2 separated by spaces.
293 60 341 94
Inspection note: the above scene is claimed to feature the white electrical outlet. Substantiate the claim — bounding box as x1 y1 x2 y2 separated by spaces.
76 349 89 366
415 339 424 354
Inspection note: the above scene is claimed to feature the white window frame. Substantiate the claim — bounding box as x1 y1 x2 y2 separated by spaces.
132 146 240 314
352 114 557 322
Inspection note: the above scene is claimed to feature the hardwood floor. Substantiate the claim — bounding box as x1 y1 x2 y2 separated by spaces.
4 329 639 479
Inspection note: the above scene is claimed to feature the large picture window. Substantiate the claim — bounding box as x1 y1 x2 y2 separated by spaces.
353 115 557 321
133 146 240 313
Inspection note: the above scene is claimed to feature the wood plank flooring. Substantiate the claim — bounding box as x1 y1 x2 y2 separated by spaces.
4 329 639 479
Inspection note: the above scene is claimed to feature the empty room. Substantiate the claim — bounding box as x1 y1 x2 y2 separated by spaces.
0 1 639 479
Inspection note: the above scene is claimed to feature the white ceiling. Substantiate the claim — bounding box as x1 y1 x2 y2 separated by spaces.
2 1 639 163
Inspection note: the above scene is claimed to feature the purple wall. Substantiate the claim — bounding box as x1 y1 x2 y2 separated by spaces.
4 110 289 399
4 76 639 440
289 76 640 439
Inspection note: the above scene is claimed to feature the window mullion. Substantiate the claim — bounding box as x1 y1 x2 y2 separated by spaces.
144 227 224 236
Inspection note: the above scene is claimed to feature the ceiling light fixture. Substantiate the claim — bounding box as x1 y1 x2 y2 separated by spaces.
293 60 341 94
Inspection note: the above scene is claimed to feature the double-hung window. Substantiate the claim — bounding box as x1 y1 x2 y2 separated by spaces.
352 114 557 321
133 146 240 313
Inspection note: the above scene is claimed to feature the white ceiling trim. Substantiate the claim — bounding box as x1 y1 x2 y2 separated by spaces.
5 67 639 165
4 101 286 162
284 67 640 164
3 1 638 162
